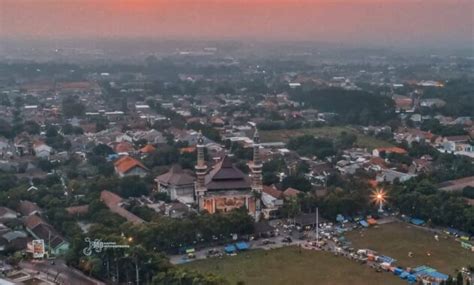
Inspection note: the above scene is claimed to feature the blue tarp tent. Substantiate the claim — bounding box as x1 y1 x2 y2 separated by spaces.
410 218 425 225
377 255 396 264
412 266 431 274
359 220 369 227
426 271 449 281
407 274 417 283
336 214 344 222
224 244 237 254
393 268 403 275
400 272 410 279
235 242 249 251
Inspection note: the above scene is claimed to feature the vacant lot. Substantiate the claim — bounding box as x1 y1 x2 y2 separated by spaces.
183 246 405 285
260 126 393 150
345 222 473 275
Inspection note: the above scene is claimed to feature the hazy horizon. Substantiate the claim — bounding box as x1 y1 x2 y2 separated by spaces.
1 0 473 49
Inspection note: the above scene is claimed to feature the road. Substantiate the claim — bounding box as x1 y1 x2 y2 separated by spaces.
19 260 105 285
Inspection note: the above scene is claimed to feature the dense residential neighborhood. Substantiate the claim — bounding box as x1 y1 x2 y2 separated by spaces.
0 4 473 282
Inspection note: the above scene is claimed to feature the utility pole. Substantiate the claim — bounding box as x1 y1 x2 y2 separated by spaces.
134 254 140 285
315 207 319 241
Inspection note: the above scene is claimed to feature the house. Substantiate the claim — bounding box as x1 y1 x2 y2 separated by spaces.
114 141 134 154
161 202 192 219
283 187 302 199
18 201 41 216
132 129 166 145
441 136 472 153
114 156 148 177
155 165 195 204
372 147 407 157
100 191 144 224
115 133 133 143
376 169 416 184
33 142 52 159
23 215 69 256
261 185 283 218
261 185 283 208
0 230 28 252
0 207 19 222
394 128 434 145
139 144 156 154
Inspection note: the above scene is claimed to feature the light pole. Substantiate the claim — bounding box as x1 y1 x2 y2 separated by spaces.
372 189 387 213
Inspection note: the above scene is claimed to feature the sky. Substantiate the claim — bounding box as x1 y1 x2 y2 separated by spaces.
0 0 473 47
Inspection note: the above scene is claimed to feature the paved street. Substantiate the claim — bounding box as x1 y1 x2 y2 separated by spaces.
19 260 105 285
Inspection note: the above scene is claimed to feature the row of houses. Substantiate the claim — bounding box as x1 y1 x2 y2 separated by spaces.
0 201 69 256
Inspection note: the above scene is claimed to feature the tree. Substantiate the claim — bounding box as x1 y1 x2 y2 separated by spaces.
281 198 301 219
462 186 474 199
263 172 279 185
281 175 311 192
0 119 13 138
62 96 85 118
23 120 41 135
93 144 115 156
117 176 149 198
287 135 335 159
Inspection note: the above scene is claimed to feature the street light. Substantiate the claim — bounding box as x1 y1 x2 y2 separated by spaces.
371 188 387 213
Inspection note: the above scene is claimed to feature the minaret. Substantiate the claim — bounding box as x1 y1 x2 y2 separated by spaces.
195 131 207 209
250 127 263 220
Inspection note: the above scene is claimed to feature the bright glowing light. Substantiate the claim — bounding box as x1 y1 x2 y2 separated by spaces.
371 188 387 212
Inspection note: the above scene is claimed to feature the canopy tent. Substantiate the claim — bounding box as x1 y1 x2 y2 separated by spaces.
185 248 195 254
377 255 396 264
399 271 410 279
359 220 369 227
407 274 417 283
393 268 403 275
224 244 237 254
235 241 250 251
367 218 377 225
410 218 425 225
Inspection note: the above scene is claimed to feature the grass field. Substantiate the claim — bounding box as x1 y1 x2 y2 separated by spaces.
260 126 393 150
345 222 473 275
182 246 405 285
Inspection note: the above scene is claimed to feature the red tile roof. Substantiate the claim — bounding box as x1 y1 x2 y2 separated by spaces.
375 147 407 154
180 146 196 154
115 141 134 153
283 187 302 198
100 191 144 224
139 144 156 154
262 185 283 199
114 156 147 175
65 205 89 215
18 201 41 216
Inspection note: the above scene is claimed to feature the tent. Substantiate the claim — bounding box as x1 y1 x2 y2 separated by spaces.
336 214 345 223
367 218 377 225
393 268 403 275
425 271 449 281
410 218 425 225
407 274 417 283
224 244 237 254
359 220 369 228
235 242 249 251
399 271 410 279
377 255 396 264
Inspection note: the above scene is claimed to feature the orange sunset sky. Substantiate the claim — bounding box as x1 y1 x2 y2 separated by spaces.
0 0 472 46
